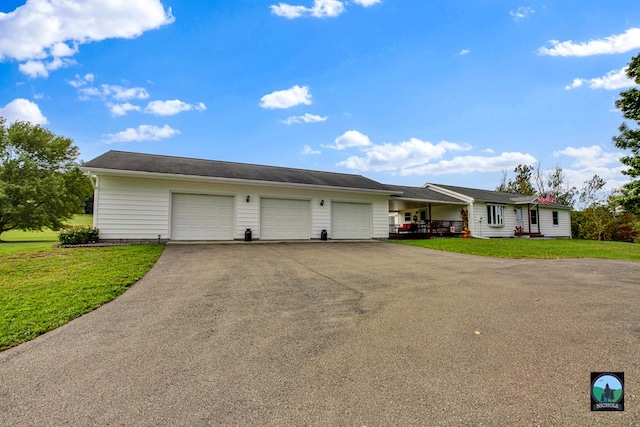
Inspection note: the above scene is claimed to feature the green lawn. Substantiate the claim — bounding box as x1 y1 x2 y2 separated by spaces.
0 214 94 255
0 244 165 351
394 238 640 261
0 214 93 244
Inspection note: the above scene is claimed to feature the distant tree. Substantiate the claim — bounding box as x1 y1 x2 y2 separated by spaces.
0 118 92 240
497 164 536 195
576 175 616 240
545 165 577 207
496 169 508 192
612 53 640 214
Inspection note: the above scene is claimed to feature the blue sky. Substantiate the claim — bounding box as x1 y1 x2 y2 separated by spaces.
1 1 639 192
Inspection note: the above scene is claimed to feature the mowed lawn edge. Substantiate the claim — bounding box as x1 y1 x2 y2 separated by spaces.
394 238 640 261
0 244 165 351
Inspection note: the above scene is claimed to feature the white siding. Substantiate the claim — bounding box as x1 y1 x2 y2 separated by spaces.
472 202 516 238
430 205 464 221
372 197 390 239
93 174 390 240
538 208 571 237
236 193 259 238
313 198 331 238
94 176 169 239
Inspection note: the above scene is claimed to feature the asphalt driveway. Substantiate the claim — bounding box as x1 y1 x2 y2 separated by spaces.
1 242 639 426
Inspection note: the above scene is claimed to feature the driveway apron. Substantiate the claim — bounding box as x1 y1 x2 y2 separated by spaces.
1 242 639 426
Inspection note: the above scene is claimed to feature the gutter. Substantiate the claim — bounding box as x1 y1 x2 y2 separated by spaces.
80 167 404 196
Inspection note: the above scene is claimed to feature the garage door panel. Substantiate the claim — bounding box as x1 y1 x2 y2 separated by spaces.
332 202 371 239
172 194 233 240
261 198 310 240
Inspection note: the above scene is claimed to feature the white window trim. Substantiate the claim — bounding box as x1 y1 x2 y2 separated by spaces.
486 204 505 227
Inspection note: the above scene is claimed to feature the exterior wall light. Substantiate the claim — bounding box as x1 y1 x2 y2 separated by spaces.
246 195 250 203
320 199 324 206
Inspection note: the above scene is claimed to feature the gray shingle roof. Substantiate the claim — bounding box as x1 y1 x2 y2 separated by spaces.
388 185 466 204
82 150 398 193
428 183 571 209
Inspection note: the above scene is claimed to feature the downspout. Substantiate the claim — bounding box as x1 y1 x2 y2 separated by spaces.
86 172 99 229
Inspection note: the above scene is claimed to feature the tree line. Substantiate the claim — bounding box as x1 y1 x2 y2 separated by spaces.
496 53 640 242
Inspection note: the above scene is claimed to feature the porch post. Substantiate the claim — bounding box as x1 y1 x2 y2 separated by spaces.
428 203 432 234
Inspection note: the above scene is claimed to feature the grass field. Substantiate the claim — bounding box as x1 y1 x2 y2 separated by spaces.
0 214 94 242
0 244 164 351
0 215 165 351
395 238 640 261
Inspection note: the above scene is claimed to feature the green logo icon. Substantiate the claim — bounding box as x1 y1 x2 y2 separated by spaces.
591 372 624 411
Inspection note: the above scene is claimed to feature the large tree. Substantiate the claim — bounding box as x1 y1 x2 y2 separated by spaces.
496 164 536 195
0 118 92 239
612 53 640 214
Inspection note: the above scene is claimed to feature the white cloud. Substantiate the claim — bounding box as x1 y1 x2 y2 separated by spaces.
18 57 76 78
270 0 377 19
554 145 621 168
329 132 541 177
281 113 327 125
17 60 48 78
324 130 372 150
50 42 78 58
565 67 636 90
79 84 150 101
108 103 142 117
510 6 535 21
0 98 48 124
550 145 629 192
398 152 537 176
352 0 381 6
144 100 206 116
335 133 472 171
68 73 95 88
0 0 174 77
103 124 179 143
538 28 640 57
260 85 312 109
459 49 470 56
270 3 309 18
301 145 321 155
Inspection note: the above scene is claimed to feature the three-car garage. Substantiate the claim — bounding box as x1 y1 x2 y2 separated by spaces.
170 194 373 241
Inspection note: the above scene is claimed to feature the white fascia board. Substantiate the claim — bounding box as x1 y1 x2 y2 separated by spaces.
392 196 467 205
424 184 474 204
80 167 402 196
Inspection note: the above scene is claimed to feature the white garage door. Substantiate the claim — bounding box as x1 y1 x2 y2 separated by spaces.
260 198 310 240
171 194 234 240
331 202 371 239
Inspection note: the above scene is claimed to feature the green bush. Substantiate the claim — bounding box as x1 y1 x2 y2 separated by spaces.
58 226 100 245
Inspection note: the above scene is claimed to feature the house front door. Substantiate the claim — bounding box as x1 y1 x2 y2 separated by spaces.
515 208 523 228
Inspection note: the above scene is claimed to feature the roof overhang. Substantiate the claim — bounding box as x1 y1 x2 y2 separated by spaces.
81 167 403 196
389 197 467 212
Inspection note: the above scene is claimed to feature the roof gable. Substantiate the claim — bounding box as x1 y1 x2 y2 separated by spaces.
427 183 571 209
82 150 397 193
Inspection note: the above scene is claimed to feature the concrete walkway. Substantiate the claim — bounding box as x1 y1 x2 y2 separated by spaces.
1 242 639 425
